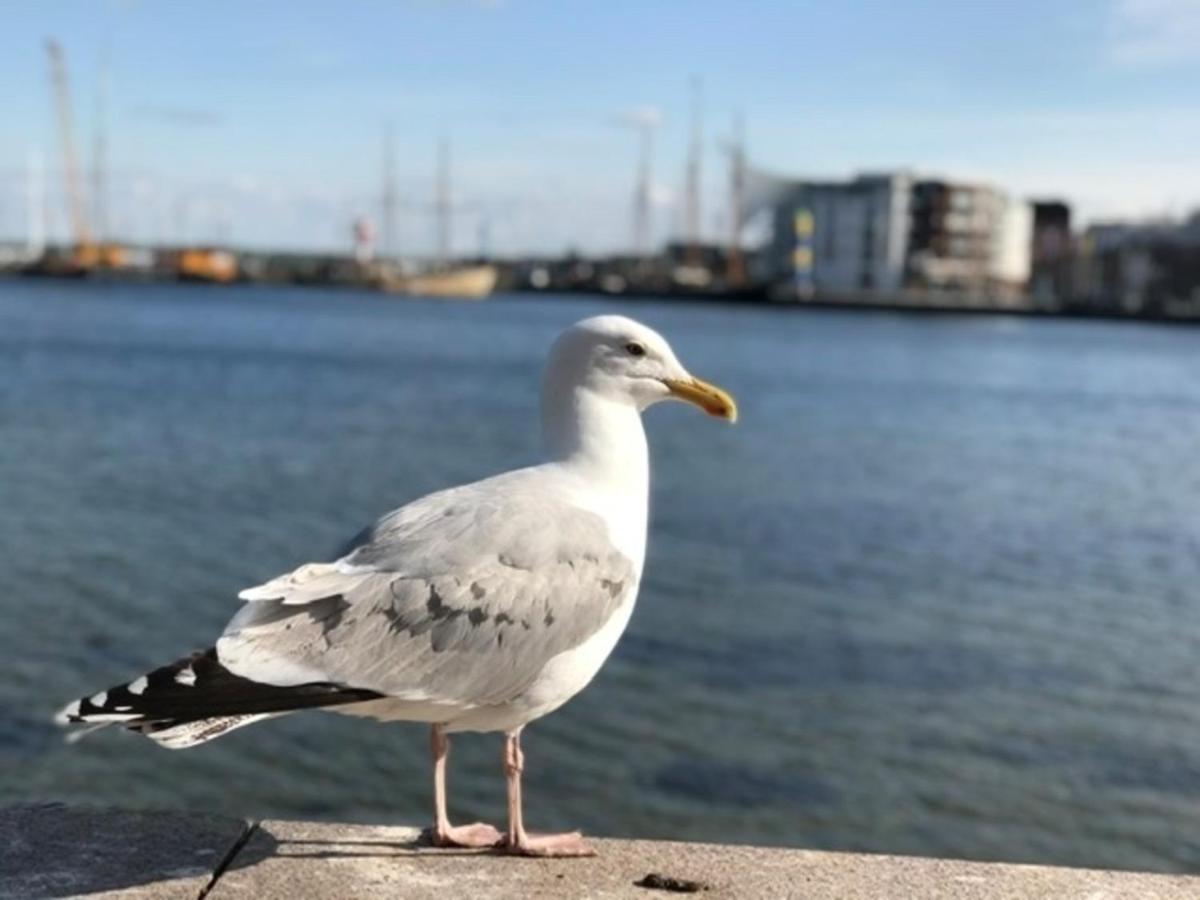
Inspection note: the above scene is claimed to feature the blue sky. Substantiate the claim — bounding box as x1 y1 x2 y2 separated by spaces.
1 0 1198 255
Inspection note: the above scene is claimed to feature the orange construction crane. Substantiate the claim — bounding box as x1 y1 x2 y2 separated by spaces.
45 39 123 270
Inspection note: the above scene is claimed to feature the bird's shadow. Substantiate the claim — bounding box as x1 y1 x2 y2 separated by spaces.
272 833 500 860
0 805 517 900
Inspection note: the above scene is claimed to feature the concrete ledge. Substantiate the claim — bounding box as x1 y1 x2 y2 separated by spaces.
3 803 1199 899
0 803 249 899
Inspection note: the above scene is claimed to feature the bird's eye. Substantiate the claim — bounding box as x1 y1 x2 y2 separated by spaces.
624 342 646 357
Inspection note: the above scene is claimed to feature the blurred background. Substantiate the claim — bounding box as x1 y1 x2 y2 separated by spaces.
3 0 1200 876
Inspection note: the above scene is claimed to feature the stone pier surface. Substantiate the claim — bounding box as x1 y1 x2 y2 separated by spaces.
3 804 1199 899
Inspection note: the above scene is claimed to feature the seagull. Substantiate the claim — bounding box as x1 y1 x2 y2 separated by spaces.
55 314 737 857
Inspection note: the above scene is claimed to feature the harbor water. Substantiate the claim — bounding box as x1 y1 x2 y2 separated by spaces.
2 278 1200 872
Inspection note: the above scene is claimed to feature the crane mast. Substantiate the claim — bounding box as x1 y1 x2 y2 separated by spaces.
46 39 92 252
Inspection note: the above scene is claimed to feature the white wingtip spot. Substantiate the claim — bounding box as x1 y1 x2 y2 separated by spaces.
89 690 108 708
76 712 139 722
54 700 81 726
128 676 148 696
175 666 196 686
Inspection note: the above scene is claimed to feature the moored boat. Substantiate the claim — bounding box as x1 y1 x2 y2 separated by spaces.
378 264 497 300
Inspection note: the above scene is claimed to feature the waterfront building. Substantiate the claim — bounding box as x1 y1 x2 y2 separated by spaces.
1030 201 1072 307
988 195 1034 299
1074 213 1200 315
769 172 913 297
903 179 1033 298
769 172 1031 302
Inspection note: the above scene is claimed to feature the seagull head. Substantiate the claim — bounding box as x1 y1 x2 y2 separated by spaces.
543 315 737 422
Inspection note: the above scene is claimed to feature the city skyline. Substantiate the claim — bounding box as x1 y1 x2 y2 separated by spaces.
1 0 1199 256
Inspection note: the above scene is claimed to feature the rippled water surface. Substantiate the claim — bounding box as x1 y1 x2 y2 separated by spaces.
3 279 1200 872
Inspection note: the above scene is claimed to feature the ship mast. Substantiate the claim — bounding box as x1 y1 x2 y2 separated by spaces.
381 122 397 262
685 77 702 265
436 137 451 268
618 109 659 260
726 111 746 287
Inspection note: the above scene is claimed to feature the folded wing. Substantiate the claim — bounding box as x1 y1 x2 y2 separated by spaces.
219 475 636 710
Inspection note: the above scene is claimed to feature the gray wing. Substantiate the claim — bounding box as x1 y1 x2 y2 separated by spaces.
217 473 635 708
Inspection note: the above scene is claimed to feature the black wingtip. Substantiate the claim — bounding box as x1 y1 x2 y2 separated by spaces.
55 647 383 745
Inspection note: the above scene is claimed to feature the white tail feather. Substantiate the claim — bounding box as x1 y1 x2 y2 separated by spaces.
144 713 281 750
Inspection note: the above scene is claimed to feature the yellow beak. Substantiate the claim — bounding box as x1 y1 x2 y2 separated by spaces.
663 376 738 423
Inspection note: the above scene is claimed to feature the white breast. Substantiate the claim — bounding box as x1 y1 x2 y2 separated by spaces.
525 586 637 705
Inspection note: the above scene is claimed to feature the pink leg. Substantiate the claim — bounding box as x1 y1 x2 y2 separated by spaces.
500 728 596 857
427 724 502 849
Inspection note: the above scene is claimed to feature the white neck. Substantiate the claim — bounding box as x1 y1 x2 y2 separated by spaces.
542 385 648 490
541 383 650 570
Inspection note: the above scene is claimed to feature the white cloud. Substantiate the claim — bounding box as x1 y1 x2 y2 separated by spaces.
1109 0 1200 65
614 106 663 130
